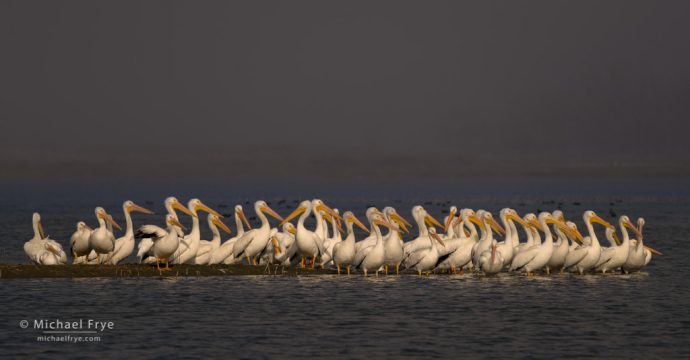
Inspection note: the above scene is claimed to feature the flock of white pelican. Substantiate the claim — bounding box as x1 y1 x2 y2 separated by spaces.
23 197 662 276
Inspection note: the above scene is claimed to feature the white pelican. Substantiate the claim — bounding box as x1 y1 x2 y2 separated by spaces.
24 213 68 265
623 218 662 273
354 212 398 276
402 206 444 256
88 207 122 259
194 214 233 265
232 200 284 265
595 215 635 273
138 197 193 263
471 211 505 269
509 212 564 275
383 207 411 275
479 243 503 275
265 223 299 266
495 208 528 267
108 201 154 265
563 211 613 274
281 199 339 268
402 227 445 276
332 211 369 274
513 213 538 256
435 209 477 274
70 222 92 264
545 210 570 274
136 215 186 270
171 199 222 264
353 207 383 253
207 205 251 265
319 209 343 267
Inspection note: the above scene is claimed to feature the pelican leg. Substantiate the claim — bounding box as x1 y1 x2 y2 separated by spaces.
363 269 367 277
347 265 351 275
417 270 422 276
310 256 316 269
385 265 389 275
252 258 257 266
246 254 251 265
337 265 341 275
164 258 170 270
301 256 306 268
545 267 550 275
156 258 161 270
396 264 399 275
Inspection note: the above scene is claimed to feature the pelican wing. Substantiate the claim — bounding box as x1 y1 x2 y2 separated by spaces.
564 246 589 269
233 230 257 258
403 248 430 270
137 238 154 262
352 245 374 268
354 235 376 253
509 246 539 271
135 225 167 240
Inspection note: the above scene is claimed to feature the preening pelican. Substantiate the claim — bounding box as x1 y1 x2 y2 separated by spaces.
332 211 369 274
281 199 339 268
563 211 613 274
24 213 67 265
232 200 284 265
70 222 92 264
88 207 122 259
402 227 445 275
136 215 186 270
479 243 503 275
108 201 154 265
171 199 222 265
264 223 298 266
623 218 662 273
194 214 232 265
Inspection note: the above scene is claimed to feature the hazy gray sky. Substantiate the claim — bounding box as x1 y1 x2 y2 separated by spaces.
1 1 689 178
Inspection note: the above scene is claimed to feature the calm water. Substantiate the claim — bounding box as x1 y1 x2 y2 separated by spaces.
1 178 689 358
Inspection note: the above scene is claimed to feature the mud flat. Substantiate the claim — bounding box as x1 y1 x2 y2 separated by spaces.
0 264 337 279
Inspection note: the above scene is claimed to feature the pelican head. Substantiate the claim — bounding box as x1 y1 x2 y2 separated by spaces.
166 196 195 217
343 211 369 233
32 212 46 239
255 200 283 222
280 200 312 226
123 200 155 215
166 214 186 230
370 212 399 232
188 198 222 218
383 207 411 233
95 207 122 231
208 214 232 235
583 210 614 229
414 206 443 229
76 221 92 232
312 199 342 221
443 206 458 232
235 205 252 229
282 222 297 235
